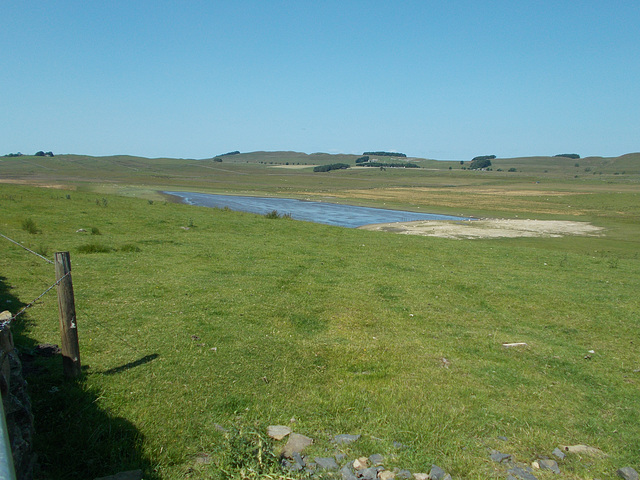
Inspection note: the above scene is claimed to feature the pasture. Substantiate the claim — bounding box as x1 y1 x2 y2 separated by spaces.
0 152 638 479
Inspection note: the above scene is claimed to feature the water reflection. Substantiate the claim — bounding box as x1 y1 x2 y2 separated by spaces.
164 191 469 228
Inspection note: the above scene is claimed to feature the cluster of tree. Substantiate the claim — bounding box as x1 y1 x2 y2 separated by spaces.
213 157 223 162
471 155 496 162
469 156 493 170
217 150 240 156
313 163 350 172
355 156 370 163
554 153 580 159
362 151 407 158
356 162 419 168
3 151 54 157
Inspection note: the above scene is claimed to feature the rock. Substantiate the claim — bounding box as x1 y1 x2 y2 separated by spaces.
213 423 228 433
503 342 528 348
379 471 396 480
531 461 540 469
267 425 291 440
76 228 87 233
359 467 381 480
316 457 339 470
560 444 607 457
551 448 565 460
194 453 211 464
393 441 408 449
497 436 508 441
94 470 143 480
490 451 512 463
282 458 303 472
428 465 447 480
369 454 385 466
282 433 313 458
617 467 639 480
539 459 560 474
413 474 429 480
508 466 538 480
396 470 412 479
354 457 370 470
292 452 305 468
334 433 362 444
341 465 358 480
336 453 347 463
34 343 60 356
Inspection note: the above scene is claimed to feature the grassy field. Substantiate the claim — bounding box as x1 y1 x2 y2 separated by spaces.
0 153 639 479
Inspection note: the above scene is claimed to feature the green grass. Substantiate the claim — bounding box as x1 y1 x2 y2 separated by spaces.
0 163 639 479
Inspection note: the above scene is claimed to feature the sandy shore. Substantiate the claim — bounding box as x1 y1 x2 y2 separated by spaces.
358 218 604 239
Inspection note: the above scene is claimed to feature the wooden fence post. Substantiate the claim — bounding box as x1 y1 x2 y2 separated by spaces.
55 252 81 378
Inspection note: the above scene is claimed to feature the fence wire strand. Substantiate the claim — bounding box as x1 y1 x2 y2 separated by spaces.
0 232 54 264
2 272 71 326
1 231 139 351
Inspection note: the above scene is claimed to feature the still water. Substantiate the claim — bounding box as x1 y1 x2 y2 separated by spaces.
164 191 468 228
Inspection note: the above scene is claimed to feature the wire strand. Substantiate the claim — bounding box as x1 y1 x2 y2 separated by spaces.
0 232 54 264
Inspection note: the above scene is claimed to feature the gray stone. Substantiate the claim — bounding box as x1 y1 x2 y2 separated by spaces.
396 470 412 479
94 470 143 480
508 466 538 480
358 467 380 480
335 453 347 464
316 457 340 470
491 451 512 463
393 441 408 449
369 453 385 466
539 459 560 474
267 425 292 440
194 453 211 464
282 433 313 458
429 465 447 480
341 465 358 480
551 448 565 460
213 423 228 433
618 467 639 480
334 433 361 444
498 436 508 441
292 452 305 468
282 458 303 472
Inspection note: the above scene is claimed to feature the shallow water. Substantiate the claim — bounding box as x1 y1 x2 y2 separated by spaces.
164 191 469 228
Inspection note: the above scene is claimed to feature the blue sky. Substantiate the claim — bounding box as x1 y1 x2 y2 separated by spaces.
2 1 638 160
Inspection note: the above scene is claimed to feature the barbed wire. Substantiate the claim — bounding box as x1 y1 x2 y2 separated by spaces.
0 232 54 264
1 271 71 326
1 231 139 352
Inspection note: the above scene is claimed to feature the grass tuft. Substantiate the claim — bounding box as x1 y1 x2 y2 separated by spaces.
21 218 40 234
77 243 114 253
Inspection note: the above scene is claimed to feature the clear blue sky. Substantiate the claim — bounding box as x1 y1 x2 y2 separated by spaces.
2 1 638 160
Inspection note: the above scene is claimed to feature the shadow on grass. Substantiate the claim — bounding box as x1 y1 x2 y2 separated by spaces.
1 276 159 480
101 353 159 376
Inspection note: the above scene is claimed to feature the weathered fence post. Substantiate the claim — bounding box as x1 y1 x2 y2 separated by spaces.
55 252 81 378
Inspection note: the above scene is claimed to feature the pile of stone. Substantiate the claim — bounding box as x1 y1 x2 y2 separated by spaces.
267 425 638 480
268 425 452 480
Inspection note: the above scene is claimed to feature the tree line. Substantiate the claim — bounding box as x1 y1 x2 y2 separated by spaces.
356 162 419 168
362 151 407 158
313 163 350 172
4 151 54 157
